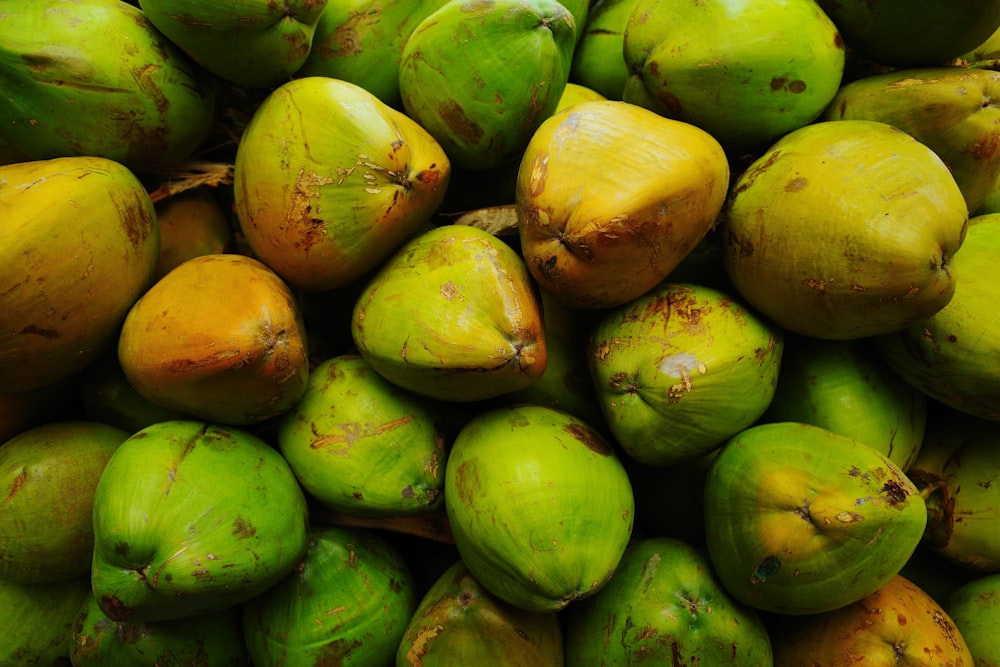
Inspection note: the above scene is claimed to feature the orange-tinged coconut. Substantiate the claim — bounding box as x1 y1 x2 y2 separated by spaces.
118 254 309 425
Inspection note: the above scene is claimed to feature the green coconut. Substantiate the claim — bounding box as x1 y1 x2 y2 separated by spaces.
444 404 635 612
825 67 1000 214
70 592 247 666
906 405 1000 572
622 0 846 153
243 526 417 666
139 0 328 90
277 354 447 518
0 0 215 172
565 537 774 664
945 573 1000 666
875 212 1000 420
569 0 640 99
588 282 783 467
761 335 926 472
295 0 451 106
398 0 576 170
0 575 91 666
704 422 927 615
90 420 310 623
0 157 159 393
233 76 451 292
351 224 547 403
396 559 564 666
722 120 968 340
0 421 129 584
814 0 1000 67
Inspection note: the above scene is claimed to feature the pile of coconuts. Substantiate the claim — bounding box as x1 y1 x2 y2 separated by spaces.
2 0 1000 664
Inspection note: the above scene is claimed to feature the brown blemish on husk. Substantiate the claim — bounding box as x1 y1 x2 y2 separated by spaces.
771 76 806 94
437 100 483 145
785 176 808 192
564 422 611 456
100 595 129 622
405 623 445 665
232 516 256 539
928 608 966 653
289 167 335 251
880 479 909 506
119 193 154 249
3 468 26 504
733 150 781 195
309 415 415 454
17 324 62 339
454 460 481 508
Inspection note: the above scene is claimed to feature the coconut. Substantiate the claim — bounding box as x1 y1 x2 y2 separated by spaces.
242 526 417 665
398 0 576 170
875 212 1000 420
351 224 547 403
139 0 328 90
623 0 846 153
396 560 564 666
0 0 215 172
444 404 635 612
0 157 159 392
233 76 451 292
704 422 927 615
721 119 968 340
90 420 311 623
516 101 730 309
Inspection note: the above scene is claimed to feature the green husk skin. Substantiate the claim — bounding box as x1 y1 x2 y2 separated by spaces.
70 593 247 666
351 224 547 403
0 0 215 172
90 420 310 623
396 560 564 666
588 282 783 467
0 575 90 666
570 0 641 99
243 526 417 666
0 157 160 392
704 422 927 615
565 537 773 665
399 0 576 170
622 0 845 153
945 573 1000 666
825 67 1000 213
139 0 328 90
875 213 1000 421
0 421 130 584
444 404 635 612
277 354 447 518
761 335 926 473
295 0 452 106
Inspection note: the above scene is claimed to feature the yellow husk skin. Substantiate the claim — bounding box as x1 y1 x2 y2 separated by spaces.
825 67 1000 214
771 575 973 666
516 100 730 310
0 157 159 392
722 119 968 340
